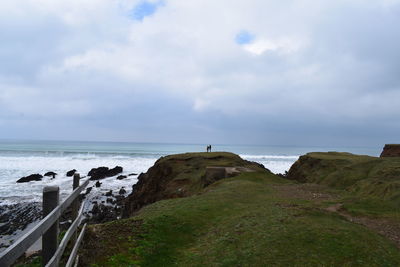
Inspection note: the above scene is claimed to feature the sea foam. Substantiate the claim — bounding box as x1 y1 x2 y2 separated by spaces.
241 154 298 174
0 152 298 205
0 154 157 205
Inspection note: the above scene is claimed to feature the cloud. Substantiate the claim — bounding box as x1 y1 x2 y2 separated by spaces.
0 0 400 146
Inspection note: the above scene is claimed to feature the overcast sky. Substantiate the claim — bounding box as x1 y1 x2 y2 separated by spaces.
0 0 399 146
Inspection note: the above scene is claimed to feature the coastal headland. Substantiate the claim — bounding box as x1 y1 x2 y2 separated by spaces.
74 151 400 266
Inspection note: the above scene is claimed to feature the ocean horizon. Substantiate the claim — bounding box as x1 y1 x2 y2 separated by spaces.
0 139 382 205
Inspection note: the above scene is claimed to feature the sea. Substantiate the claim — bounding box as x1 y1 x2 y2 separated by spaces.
0 140 382 206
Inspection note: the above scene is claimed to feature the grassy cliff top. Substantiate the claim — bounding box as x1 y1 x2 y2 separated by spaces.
287 152 400 219
78 152 400 266
305 151 375 160
123 152 268 216
157 151 243 161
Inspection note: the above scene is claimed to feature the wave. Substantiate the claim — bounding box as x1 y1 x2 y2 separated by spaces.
0 149 166 158
240 154 299 160
0 152 299 205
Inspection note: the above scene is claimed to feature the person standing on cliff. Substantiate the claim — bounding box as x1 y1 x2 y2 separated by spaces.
209 145 212 152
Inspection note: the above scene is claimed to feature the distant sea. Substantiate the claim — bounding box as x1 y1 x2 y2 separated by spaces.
0 140 382 205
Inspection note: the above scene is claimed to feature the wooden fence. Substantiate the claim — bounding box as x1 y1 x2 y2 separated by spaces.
0 173 90 267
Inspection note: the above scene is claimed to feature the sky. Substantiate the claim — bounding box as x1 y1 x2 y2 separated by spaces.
0 0 399 146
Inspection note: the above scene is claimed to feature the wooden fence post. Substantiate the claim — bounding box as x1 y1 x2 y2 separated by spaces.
72 173 80 242
42 186 59 266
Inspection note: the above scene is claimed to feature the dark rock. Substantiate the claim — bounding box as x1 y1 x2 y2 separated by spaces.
88 203 118 224
95 181 102 187
66 169 77 177
106 198 115 204
88 166 123 180
119 188 127 195
44 171 57 178
16 174 43 183
108 166 123 177
91 203 100 215
128 173 138 176
85 187 93 194
105 190 113 197
117 175 127 180
0 202 41 236
276 171 288 178
88 167 109 180
380 144 400 157
115 195 125 205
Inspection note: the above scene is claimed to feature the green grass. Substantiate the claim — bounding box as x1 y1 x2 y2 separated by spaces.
288 152 400 218
342 197 400 218
80 171 400 266
13 256 41 267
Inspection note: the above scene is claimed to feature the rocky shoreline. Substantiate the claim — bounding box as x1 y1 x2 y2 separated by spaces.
0 202 42 250
0 165 138 253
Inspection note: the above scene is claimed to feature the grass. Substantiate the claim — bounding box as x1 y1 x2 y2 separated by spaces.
80 170 400 266
342 197 400 218
288 152 400 218
13 256 41 267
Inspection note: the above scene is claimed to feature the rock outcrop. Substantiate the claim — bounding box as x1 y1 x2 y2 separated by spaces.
108 166 123 177
88 166 123 180
16 174 43 183
117 175 127 180
123 152 268 217
44 171 57 178
66 169 77 177
380 144 400 157
0 202 41 236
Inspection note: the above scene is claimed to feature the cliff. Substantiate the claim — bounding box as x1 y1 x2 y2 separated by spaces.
381 144 400 157
286 152 400 201
78 152 400 266
123 152 267 216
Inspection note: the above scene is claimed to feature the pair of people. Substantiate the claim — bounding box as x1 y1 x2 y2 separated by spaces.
206 145 212 152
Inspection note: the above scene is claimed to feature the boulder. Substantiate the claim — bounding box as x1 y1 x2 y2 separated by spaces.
128 173 138 176
16 174 43 183
380 144 400 157
119 188 127 195
44 171 57 178
88 166 124 180
117 175 127 180
85 187 93 195
91 203 100 215
66 169 77 177
105 190 113 197
88 167 109 180
108 166 123 177
95 181 102 188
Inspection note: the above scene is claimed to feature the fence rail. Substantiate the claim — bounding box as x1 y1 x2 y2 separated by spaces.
0 174 90 267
